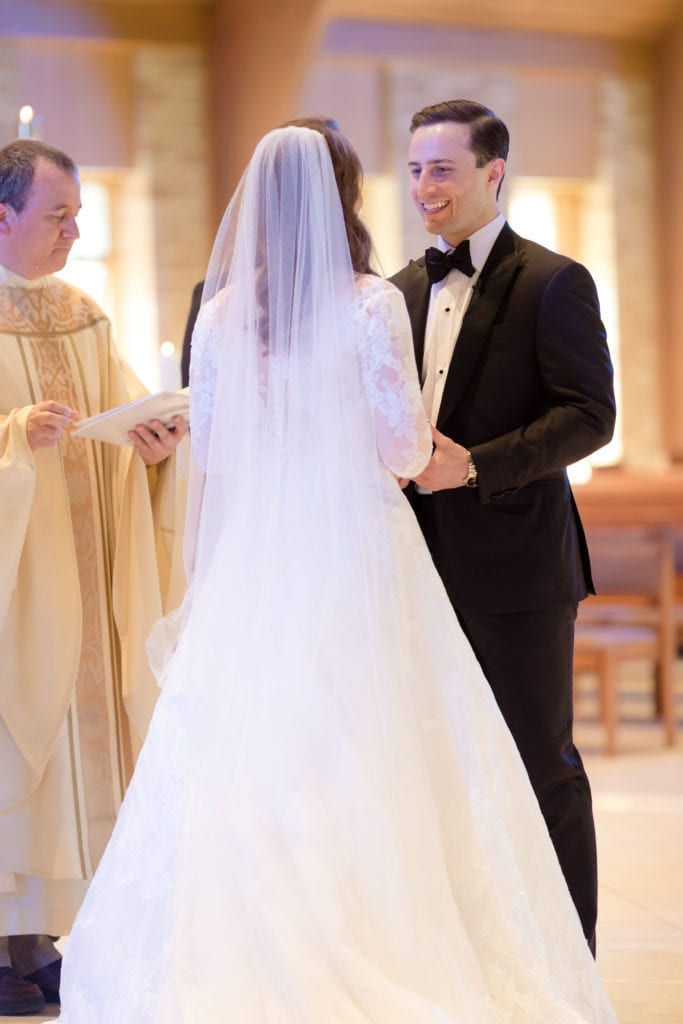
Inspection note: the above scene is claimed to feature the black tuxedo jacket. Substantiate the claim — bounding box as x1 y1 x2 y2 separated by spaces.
391 223 616 613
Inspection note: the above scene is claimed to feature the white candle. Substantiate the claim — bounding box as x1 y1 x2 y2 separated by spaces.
17 105 41 139
159 341 181 392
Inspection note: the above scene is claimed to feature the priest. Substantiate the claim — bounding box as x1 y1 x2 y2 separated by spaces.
0 139 188 1014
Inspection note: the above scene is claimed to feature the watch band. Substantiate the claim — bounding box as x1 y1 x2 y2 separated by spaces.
464 449 478 488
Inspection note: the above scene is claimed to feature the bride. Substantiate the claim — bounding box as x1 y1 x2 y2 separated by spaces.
57 124 618 1023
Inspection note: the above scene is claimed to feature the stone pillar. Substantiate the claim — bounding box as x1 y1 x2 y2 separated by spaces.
130 47 212 353
654 15 683 462
206 0 328 222
0 44 19 146
599 73 664 469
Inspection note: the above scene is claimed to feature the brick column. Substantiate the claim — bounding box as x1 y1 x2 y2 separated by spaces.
654 16 683 462
0 46 19 146
599 72 664 469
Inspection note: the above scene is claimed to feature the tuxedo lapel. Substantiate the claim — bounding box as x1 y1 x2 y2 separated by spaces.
436 226 525 430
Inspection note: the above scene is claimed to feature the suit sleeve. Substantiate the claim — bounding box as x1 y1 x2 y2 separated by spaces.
471 260 616 503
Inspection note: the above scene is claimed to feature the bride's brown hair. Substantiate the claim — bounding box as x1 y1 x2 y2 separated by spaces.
281 116 375 276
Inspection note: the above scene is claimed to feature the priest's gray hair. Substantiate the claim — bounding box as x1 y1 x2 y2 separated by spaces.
0 140 77 213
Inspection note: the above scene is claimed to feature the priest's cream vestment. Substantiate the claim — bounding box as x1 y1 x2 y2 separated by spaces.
0 266 187 934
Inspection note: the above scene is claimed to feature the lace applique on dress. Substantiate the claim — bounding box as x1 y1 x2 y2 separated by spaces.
353 275 431 478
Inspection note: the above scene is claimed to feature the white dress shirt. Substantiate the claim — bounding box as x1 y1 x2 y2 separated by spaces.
421 213 506 424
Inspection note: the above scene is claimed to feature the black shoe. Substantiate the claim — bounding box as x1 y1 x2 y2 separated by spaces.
0 965 46 1015
24 957 61 1004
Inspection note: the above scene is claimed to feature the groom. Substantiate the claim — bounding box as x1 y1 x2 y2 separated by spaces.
391 99 616 952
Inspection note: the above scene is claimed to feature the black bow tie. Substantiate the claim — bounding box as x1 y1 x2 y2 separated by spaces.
425 241 476 284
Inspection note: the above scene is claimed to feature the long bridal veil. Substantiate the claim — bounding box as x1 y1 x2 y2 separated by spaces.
153 126 450 1015
180 126 406 839
187 125 384 602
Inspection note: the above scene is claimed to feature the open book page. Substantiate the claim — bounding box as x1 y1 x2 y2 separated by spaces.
72 388 190 445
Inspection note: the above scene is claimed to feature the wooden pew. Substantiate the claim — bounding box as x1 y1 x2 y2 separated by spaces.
571 469 683 752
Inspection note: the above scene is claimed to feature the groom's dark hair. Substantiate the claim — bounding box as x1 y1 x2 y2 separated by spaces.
410 99 510 166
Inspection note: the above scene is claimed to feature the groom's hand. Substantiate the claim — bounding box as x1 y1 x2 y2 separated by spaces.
413 427 469 491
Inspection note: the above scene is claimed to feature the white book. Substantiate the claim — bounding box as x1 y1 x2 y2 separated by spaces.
72 388 190 445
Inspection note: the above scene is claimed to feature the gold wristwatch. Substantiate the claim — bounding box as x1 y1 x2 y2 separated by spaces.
464 449 478 488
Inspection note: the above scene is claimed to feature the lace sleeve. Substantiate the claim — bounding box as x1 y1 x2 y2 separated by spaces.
356 279 432 478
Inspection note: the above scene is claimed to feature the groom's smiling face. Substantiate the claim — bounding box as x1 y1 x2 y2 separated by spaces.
408 121 503 248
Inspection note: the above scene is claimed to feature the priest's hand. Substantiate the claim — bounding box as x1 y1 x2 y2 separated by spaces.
129 415 189 466
412 427 469 491
26 401 79 450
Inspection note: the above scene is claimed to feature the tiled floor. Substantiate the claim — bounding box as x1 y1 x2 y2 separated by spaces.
576 711 683 1023
3 689 682 1023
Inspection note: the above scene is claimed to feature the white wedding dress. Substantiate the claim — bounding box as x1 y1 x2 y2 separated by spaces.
57 274 617 1024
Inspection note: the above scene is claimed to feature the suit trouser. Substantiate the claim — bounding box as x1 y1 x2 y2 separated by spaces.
412 491 598 951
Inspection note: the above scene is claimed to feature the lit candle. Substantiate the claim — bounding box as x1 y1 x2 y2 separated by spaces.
17 106 35 139
159 341 181 392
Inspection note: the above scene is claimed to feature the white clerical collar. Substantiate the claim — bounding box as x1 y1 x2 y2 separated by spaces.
437 212 506 274
0 263 50 290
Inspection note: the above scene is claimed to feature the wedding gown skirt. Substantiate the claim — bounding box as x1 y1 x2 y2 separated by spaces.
58 473 617 1024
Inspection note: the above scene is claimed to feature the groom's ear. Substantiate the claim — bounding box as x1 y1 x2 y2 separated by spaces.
487 159 505 191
